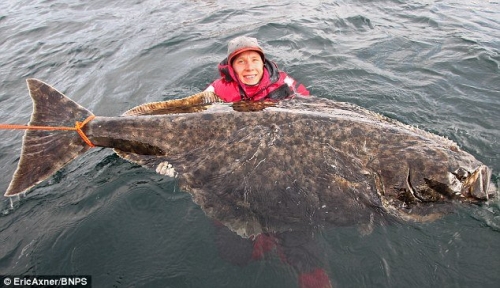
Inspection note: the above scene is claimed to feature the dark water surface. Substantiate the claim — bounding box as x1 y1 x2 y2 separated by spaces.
1 0 499 287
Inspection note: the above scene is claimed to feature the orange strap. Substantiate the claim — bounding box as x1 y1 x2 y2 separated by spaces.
0 115 96 148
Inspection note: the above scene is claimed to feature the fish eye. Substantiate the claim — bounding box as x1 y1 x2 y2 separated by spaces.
452 167 470 181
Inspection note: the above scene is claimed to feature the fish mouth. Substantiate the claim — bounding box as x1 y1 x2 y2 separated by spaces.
387 165 496 222
404 165 495 205
451 165 495 201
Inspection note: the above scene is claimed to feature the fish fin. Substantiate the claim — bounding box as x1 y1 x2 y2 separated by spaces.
122 91 223 116
114 149 177 177
5 79 94 197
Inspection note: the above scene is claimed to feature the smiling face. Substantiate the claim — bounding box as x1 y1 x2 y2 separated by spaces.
231 51 264 86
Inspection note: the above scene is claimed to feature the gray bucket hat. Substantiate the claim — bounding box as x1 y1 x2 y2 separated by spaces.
227 36 265 63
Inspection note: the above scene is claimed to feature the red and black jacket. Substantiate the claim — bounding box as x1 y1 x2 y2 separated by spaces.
205 58 309 102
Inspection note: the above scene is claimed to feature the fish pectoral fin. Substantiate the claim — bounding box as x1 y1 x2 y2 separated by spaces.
122 91 223 116
114 149 178 177
156 161 178 178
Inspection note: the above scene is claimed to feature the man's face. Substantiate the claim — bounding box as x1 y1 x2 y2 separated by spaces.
232 51 264 86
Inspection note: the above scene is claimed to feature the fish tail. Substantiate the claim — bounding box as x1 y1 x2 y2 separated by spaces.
4 79 95 197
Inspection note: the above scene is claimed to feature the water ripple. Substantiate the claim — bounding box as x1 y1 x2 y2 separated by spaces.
1 0 499 287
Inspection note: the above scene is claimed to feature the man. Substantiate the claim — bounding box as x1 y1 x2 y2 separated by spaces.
205 36 309 102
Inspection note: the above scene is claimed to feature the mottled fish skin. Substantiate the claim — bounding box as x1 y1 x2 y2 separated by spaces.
5 79 497 238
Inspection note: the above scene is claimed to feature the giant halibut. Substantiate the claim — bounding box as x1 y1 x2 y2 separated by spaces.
4 79 496 237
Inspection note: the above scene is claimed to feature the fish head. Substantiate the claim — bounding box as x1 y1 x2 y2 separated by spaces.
449 165 496 202
380 164 496 222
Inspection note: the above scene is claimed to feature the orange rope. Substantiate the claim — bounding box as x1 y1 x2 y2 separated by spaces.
0 115 96 148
